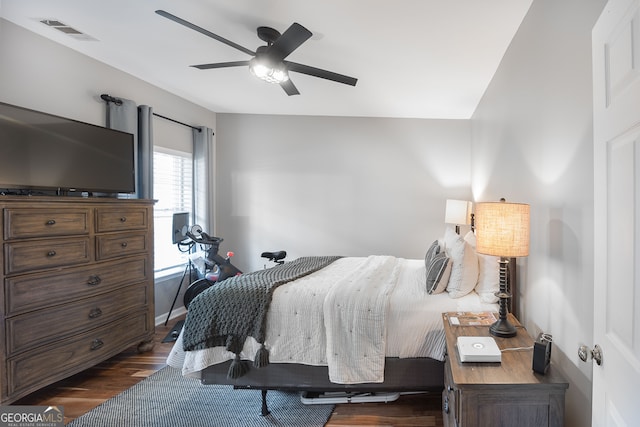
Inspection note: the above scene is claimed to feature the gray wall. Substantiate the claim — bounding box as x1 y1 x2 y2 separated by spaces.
2 5 609 423
215 113 472 272
471 1 606 426
0 19 216 323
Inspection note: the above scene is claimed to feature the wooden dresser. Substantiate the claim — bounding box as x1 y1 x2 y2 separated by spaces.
0 196 155 404
442 312 568 427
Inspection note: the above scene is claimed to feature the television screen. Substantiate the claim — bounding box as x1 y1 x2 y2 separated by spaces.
0 101 135 195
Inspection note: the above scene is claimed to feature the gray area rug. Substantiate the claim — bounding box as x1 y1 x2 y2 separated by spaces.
67 366 334 427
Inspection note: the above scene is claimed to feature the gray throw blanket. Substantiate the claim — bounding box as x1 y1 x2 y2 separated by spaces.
182 255 342 378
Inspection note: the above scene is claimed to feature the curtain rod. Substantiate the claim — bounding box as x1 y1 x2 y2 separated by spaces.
152 112 202 132
100 94 202 133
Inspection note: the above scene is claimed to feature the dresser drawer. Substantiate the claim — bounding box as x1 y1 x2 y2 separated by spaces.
7 283 148 355
4 237 91 274
4 208 90 239
95 207 149 233
6 311 150 399
95 232 148 260
5 257 149 315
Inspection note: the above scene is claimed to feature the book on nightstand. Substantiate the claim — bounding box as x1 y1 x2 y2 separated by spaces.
456 336 502 363
448 311 498 327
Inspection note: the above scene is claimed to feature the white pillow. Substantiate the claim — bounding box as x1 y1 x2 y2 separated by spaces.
463 231 500 303
443 228 479 298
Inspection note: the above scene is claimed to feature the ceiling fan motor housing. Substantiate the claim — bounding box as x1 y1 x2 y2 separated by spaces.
257 26 281 45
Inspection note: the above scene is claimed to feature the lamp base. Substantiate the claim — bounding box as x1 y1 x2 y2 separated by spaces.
489 317 517 338
489 257 517 338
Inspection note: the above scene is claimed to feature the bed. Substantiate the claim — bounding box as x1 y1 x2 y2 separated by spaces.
167 229 510 414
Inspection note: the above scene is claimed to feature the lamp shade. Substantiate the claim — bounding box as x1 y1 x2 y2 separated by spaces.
475 201 530 257
445 199 472 225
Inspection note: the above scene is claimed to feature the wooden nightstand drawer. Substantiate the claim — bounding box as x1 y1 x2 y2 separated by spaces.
6 283 148 355
95 207 149 232
4 208 90 239
442 358 459 427
95 232 148 260
4 237 91 274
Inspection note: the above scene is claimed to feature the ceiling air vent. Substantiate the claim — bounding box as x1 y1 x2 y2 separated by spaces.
39 19 97 41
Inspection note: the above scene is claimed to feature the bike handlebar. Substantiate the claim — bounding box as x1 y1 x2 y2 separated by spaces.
185 231 223 246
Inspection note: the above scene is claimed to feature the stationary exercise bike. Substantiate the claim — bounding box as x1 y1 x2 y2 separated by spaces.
181 228 287 308
182 227 243 308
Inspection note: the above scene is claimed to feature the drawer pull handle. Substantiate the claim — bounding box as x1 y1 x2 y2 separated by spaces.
121 242 128 248
47 250 57 257
87 275 102 286
120 217 127 222
443 395 449 414
89 308 103 319
46 219 56 225
90 339 104 351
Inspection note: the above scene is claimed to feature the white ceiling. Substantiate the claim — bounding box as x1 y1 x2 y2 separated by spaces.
1 0 532 119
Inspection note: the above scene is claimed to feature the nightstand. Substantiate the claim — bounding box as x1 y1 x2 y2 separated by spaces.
442 312 568 427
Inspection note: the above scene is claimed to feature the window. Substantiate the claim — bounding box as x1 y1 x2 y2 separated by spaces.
153 148 193 275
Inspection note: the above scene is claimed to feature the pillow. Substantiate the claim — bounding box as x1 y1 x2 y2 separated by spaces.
426 252 451 294
463 231 500 303
443 227 479 298
424 240 440 267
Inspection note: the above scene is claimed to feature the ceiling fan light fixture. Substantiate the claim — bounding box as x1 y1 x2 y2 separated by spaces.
249 57 289 84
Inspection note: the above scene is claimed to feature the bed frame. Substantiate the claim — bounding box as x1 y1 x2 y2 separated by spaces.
198 258 518 415
201 357 444 415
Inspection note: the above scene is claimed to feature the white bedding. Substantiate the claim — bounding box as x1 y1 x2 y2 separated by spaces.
324 256 401 384
167 256 497 382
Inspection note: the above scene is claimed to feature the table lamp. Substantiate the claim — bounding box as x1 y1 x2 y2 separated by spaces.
445 199 472 234
475 199 530 337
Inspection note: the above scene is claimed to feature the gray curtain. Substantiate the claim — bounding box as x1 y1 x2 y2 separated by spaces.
193 126 215 233
137 106 153 200
105 97 153 199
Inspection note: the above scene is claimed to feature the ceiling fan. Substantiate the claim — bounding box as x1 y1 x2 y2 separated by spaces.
155 10 358 96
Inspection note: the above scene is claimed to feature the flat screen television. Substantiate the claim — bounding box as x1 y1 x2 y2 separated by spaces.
0 101 135 195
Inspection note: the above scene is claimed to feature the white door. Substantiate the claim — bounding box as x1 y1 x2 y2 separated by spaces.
592 0 640 425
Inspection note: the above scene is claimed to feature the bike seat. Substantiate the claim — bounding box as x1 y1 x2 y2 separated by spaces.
261 251 287 262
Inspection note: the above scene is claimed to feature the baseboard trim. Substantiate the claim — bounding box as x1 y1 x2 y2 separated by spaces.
156 306 187 327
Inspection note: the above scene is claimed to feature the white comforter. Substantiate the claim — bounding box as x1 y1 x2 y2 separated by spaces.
167 256 497 383
324 256 401 383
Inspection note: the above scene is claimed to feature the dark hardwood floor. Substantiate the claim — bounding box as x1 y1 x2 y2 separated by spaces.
15 316 444 426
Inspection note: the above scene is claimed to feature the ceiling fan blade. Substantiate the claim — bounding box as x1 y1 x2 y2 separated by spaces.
268 23 312 62
156 10 255 56
285 61 358 86
280 79 300 96
191 61 250 70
